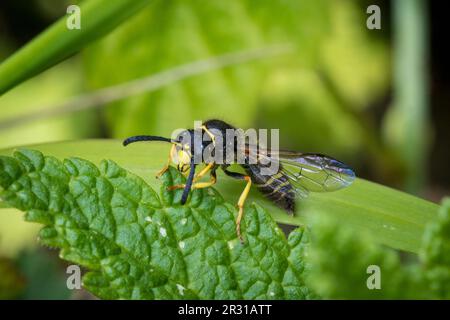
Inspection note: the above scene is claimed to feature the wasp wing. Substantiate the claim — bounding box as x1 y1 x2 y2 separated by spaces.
242 144 355 196
276 151 355 193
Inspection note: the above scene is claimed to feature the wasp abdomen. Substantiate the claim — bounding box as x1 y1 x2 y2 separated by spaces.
243 164 296 214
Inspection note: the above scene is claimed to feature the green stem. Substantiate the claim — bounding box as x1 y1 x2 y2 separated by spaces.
0 0 152 95
392 0 429 192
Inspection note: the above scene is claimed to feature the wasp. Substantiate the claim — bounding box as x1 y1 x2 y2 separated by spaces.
123 119 355 242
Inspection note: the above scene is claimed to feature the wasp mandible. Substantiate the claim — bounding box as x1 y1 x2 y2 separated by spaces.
123 119 355 242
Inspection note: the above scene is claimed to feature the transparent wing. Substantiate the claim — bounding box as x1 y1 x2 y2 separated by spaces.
241 144 355 195
276 151 356 193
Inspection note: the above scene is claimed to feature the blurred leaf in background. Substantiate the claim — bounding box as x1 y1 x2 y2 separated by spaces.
83 0 331 137
320 0 389 108
306 197 450 299
16 249 72 299
257 0 389 160
0 208 39 257
0 256 26 299
306 214 426 299
420 198 450 298
256 69 364 156
0 59 98 149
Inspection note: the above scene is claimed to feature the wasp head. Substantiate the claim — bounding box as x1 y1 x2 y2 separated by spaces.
171 129 203 174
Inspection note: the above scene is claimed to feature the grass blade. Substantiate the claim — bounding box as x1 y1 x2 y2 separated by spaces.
0 0 152 95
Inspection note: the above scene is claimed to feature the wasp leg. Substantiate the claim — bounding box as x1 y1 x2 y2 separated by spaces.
201 125 216 145
193 170 217 189
168 169 217 190
236 176 252 243
168 163 215 190
222 169 252 243
156 144 175 178
194 162 215 182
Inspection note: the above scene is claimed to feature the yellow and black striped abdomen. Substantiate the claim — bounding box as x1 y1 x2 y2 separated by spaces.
243 164 296 214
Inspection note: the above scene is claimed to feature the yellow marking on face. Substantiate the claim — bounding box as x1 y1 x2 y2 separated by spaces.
173 148 192 174
170 144 178 162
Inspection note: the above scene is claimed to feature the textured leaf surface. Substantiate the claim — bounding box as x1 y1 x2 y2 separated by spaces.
0 149 312 299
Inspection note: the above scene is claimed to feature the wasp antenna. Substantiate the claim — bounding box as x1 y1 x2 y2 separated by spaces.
181 161 196 205
123 135 173 146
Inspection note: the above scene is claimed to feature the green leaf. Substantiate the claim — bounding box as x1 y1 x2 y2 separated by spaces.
304 198 450 299
0 45 293 133
0 140 439 254
0 0 152 95
256 0 390 157
305 215 428 299
420 197 450 298
83 0 330 137
0 149 312 299
0 61 98 150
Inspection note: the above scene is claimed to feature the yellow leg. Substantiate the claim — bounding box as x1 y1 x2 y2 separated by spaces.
201 125 216 145
168 173 216 190
156 144 175 178
192 174 217 189
194 163 214 182
236 176 252 243
169 163 214 189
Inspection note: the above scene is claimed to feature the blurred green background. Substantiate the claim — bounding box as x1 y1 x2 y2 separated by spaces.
0 0 448 299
